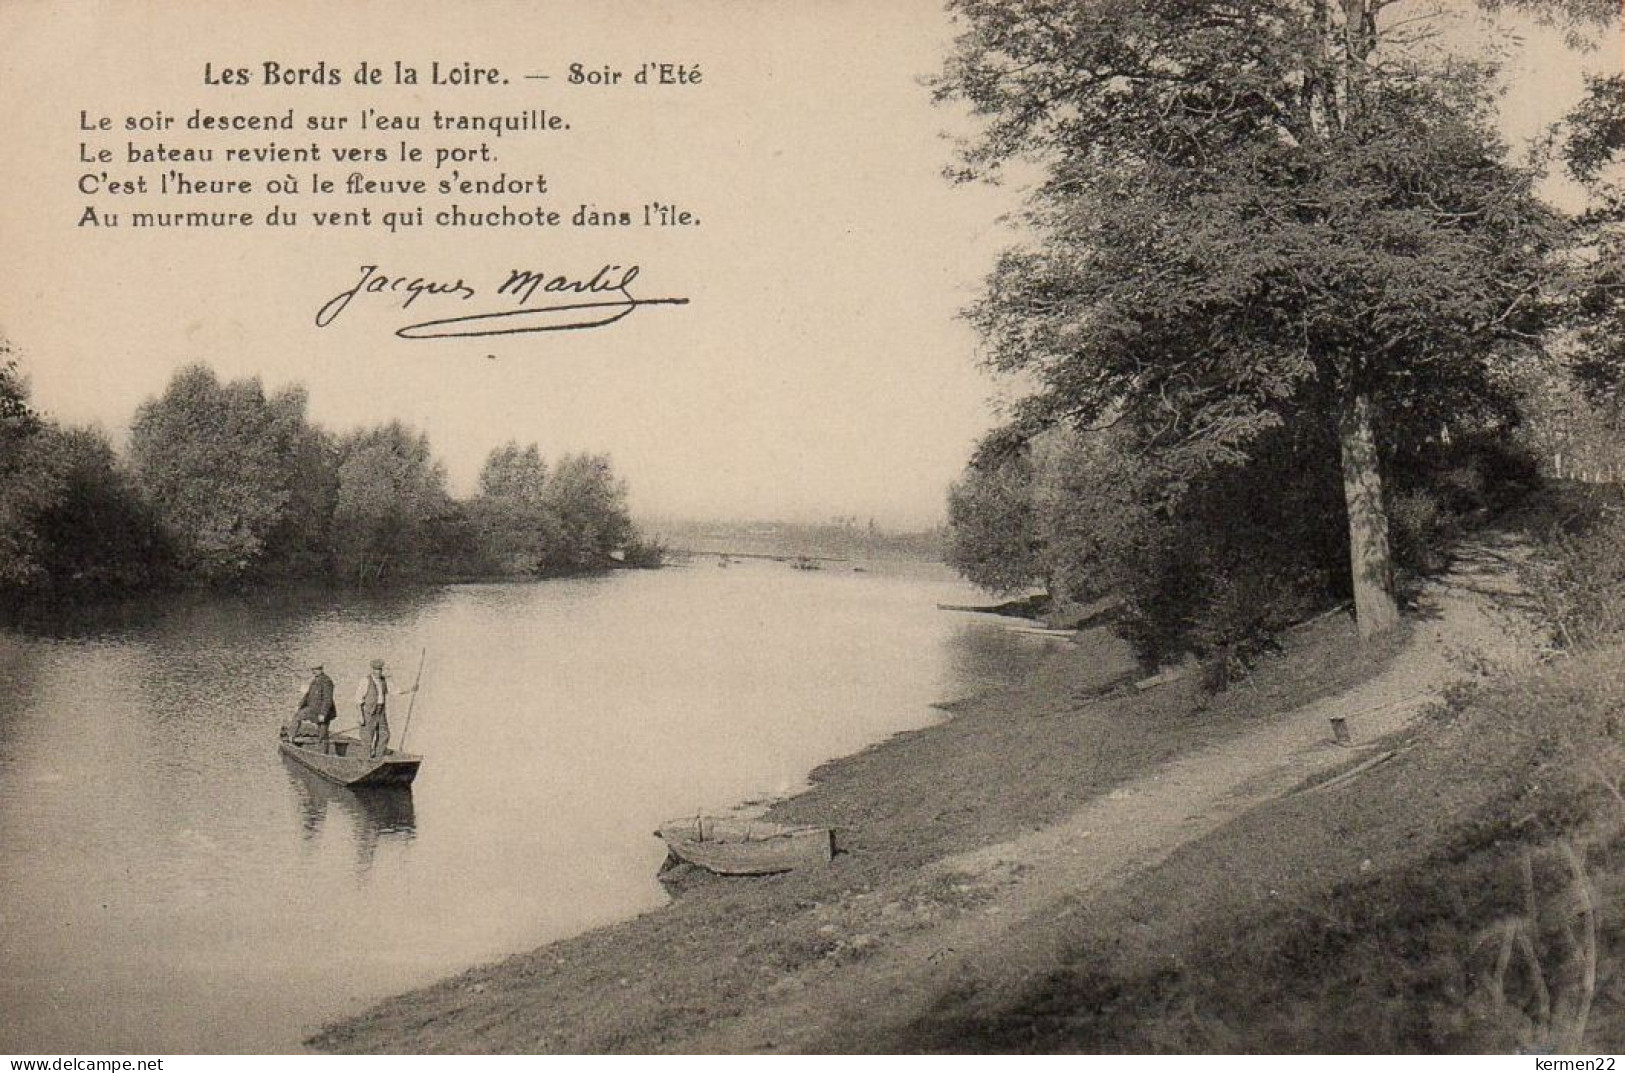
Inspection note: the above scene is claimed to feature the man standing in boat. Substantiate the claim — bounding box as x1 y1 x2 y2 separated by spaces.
355 658 415 759
292 663 338 745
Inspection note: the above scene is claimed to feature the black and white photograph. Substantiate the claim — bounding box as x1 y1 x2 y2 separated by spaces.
1 0 1623 1058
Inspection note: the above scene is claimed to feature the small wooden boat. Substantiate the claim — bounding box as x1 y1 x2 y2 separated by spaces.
278 733 422 788
656 815 835 876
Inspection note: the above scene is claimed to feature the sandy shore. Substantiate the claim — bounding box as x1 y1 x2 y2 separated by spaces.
311 540 1525 1053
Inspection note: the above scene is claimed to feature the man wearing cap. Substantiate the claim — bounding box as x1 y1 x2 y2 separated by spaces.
355 658 416 759
286 664 337 746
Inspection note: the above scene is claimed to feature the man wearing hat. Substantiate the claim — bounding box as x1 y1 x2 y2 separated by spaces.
354 658 416 759
286 664 337 745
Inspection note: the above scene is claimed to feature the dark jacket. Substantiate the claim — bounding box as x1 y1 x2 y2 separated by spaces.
299 672 337 723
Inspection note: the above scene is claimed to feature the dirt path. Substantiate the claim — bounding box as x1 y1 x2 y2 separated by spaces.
679 535 1536 1052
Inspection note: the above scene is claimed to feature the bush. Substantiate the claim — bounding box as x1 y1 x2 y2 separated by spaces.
1394 432 1542 517
1520 485 1625 649
1389 489 1459 580
1185 570 1313 690
620 533 666 569
1112 423 1349 674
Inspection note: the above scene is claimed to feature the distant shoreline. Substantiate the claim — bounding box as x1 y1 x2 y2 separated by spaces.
0 560 653 624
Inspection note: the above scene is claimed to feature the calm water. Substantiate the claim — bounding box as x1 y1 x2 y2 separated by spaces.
0 559 1092 1053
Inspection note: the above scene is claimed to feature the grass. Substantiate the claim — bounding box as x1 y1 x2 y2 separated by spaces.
855 584 1625 1052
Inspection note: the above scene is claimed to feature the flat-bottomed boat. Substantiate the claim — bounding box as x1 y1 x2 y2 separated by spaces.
656 816 834 876
278 733 422 787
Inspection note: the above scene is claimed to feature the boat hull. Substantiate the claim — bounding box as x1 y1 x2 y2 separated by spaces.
278 735 421 787
657 817 834 876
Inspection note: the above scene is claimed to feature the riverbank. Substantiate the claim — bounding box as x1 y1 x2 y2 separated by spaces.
311 536 1550 1053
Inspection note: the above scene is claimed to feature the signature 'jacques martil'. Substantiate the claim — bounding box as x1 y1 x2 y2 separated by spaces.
314 262 690 339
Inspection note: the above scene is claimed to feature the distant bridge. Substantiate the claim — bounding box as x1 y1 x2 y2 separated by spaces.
669 548 852 563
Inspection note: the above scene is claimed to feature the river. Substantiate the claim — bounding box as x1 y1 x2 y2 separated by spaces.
0 558 1095 1053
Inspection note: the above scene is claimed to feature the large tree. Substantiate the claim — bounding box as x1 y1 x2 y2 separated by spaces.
1 349 169 595
470 441 563 574
542 453 634 573
129 365 315 583
936 0 1611 640
0 352 56 589
946 445 1045 595
30 427 170 592
257 423 340 580
1560 73 1625 410
331 422 449 584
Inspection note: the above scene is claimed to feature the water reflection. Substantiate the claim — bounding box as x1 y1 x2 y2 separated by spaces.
0 633 45 737
1 562 1093 1052
0 590 174 640
283 760 417 872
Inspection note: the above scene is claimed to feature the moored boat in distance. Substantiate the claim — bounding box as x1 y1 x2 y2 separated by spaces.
278 733 422 788
656 815 835 876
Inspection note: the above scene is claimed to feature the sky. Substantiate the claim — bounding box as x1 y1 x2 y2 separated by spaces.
0 1 1619 528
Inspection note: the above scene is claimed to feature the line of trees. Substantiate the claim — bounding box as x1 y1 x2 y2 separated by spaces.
0 357 659 601
1 350 167 596
937 0 1624 671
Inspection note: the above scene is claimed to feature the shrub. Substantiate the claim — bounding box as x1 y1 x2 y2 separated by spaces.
1521 486 1625 649
621 533 667 569
1389 489 1459 580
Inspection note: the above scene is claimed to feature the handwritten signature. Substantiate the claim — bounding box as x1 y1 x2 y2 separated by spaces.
314 263 689 339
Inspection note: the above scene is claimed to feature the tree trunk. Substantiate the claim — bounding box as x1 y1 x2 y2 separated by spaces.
1338 390 1400 641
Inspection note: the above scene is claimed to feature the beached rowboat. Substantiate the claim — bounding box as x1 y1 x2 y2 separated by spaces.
656 816 835 876
278 734 422 788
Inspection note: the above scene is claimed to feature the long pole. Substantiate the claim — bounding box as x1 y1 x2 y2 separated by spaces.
398 646 427 753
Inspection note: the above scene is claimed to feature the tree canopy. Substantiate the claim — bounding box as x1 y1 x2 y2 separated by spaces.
945 448 1044 595
543 453 635 573
129 365 312 582
0 360 658 603
1562 73 1625 405
936 0 1615 642
1 345 168 594
332 422 450 584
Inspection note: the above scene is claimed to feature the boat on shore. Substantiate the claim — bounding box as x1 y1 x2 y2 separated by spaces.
656 815 836 876
278 733 422 788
